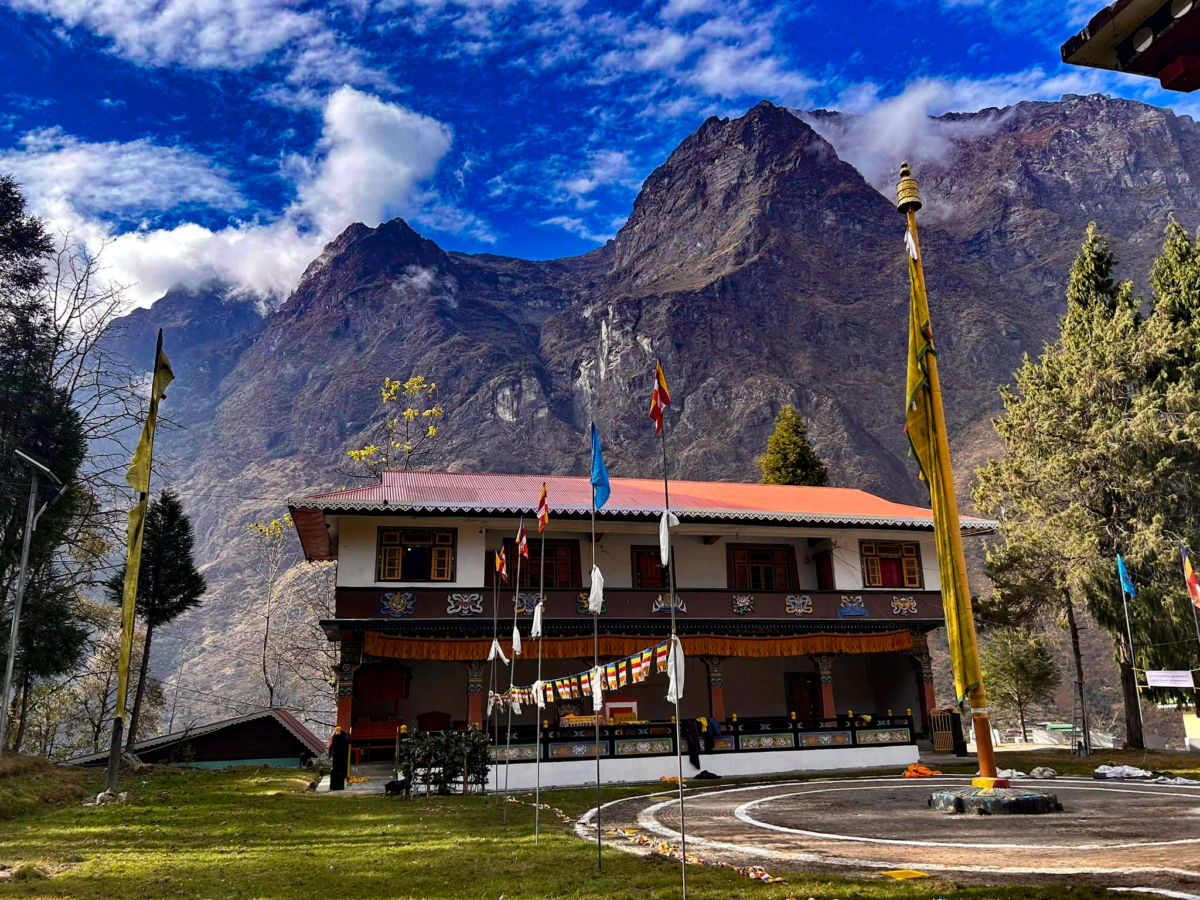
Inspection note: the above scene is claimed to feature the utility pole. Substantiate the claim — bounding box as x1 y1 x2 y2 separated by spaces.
0 449 63 758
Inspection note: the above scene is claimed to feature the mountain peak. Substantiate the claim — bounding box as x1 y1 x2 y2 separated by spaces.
609 101 890 295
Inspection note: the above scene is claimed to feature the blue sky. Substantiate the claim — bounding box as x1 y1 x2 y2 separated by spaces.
0 0 1190 307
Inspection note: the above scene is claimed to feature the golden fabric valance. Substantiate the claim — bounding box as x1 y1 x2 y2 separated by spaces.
361 630 913 661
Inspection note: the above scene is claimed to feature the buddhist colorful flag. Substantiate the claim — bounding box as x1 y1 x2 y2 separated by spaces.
1117 554 1137 598
655 641 669 673
605 663 618 691
590 423 610 509
537 482 549 533
903 227 981 704
1184 546 1200 609
580 673 591 696
640 648 653 681
555 679 568 700
649 360 671 435
495 548 507 583
544 682 555 704
617 659 628 687
115 330 173 737
517 517 529 559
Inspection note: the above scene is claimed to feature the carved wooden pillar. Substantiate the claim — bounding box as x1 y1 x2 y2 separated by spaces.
701 656 726 720
907 631 936 733
810 653 836 717
463 660 486 728
336 631 362 732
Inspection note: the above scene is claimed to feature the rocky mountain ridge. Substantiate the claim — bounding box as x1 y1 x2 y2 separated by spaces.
106 95 1200 726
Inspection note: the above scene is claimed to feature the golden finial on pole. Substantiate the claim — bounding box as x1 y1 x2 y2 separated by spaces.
896 161 922 214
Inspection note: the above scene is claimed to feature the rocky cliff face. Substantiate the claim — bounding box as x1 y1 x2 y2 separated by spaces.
116 95 1200 719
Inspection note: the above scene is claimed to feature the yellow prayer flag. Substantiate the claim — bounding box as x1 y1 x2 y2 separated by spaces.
115 331 174 724
904 234 981 704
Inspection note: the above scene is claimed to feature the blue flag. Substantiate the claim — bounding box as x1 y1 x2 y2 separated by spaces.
590 423 610 509
1117 554 1137 598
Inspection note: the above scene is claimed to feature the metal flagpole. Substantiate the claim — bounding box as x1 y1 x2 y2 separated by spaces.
0 468 38 759
535 514 546 844
659 380 688 900
503 534 522 824
1120 577 1146 741
591 488 602 873
491 549 499 799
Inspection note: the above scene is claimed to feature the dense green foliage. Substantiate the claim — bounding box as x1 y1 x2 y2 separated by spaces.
975 222 1200 748
397 728 490 793
0 176 89 752
759 404 828 486
980 628 1062 741
104 491 206 747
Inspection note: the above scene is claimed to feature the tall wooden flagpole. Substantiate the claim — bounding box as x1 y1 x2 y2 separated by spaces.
656 360 688 899
897 164 999 785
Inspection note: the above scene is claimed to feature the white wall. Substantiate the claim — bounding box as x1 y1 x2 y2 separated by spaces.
493 743 917 790
334 515 944 593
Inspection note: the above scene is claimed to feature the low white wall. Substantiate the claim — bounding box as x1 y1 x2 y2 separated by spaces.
489 743 917 790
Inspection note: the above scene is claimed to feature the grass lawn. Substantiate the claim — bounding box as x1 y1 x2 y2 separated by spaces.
0 752 1155 900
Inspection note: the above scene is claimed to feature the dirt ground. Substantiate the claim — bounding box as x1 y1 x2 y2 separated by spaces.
585 775 1200 893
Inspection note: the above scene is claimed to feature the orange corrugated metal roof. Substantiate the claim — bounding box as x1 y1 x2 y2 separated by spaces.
288 471 995 561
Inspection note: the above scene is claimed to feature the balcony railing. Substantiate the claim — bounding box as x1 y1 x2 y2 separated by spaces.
484 713 915 762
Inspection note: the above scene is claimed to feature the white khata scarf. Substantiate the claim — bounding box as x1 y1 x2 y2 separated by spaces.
590 666 604 713
531 601 544 639
587 565 605 614
488 638 509 666
659 510 679 567
533 679 546 710
665 634 685 704
511 623 522 656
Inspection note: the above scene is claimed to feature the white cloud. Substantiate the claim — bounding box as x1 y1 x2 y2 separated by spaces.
3 0 393 90
7 88 489 307
0 128 246 218
540 215 614 243
557 148 637 206
806 67 1115 189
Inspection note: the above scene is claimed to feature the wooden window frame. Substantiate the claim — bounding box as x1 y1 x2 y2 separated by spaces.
486 538 582 589
375 527 458 583
859 540 923 589
630 545 674 590
725 543 800 591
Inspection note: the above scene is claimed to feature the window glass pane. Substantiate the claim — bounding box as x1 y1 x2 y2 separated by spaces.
400 545 433 580
878 557 904 587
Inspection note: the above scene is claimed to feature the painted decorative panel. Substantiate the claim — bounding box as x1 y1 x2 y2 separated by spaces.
489 744 538 761
615 739 673 756
549 742 610 759
797 731 852 747
681 736 734 753
738 734 794 751
855 728 911 745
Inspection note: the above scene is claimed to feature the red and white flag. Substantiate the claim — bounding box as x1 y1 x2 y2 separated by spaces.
536 483 549 533
517 518 530 559
648 360 671 436
495 548 507 583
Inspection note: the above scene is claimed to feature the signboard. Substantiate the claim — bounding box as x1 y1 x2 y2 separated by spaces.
1146 670 1195 689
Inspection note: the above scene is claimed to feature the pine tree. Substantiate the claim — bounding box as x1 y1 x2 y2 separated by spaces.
760 404 828 486
981 627 1061 742
105 491 207 749
975 223 1200 749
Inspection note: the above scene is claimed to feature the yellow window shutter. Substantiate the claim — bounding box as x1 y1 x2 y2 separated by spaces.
432 547 453 581
902 557 921 588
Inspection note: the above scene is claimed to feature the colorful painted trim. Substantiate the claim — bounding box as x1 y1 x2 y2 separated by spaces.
489 744 538 761
797 730 852 747
855 728 911 745
549 742 610 759
615 739 674 756
737 733 794 751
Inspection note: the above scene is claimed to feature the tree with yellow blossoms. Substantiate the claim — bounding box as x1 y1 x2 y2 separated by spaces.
346 376 445 479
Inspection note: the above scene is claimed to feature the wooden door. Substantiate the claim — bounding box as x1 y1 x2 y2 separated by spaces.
785 672 819 718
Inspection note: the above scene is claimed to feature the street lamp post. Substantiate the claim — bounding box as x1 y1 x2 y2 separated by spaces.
0 449 63 759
